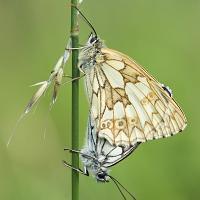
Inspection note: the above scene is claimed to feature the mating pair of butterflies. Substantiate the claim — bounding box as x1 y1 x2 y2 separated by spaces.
67 31 187 179
26 7 187 200
63 28 187 198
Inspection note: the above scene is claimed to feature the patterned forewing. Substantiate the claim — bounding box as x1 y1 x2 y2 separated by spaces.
86 48 187 147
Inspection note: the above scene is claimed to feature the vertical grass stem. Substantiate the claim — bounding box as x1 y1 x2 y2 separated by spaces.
71 1 80 200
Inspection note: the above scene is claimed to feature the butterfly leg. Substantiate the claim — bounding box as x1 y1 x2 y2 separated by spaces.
62 74 86 85
64 147 81 154
64 147 95 159
63 160 89 176
65 46 86 51
70 74 85 82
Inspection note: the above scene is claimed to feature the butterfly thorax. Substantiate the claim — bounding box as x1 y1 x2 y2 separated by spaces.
78 36 105 73
80 147 110 182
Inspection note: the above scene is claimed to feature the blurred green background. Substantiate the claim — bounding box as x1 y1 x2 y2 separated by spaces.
0 0 199 199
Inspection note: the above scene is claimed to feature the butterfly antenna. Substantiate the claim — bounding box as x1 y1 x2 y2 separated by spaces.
72 5 97 37
108 175 136 200
109 175 127 200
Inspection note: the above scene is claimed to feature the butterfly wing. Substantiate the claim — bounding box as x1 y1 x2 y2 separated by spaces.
85 48 187 147
86 114 140 168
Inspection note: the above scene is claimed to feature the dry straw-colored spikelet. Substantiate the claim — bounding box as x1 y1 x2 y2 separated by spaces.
24 38 72 114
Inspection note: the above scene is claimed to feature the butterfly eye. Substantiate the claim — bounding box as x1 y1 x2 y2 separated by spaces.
90 36 97 44
97 172 105 179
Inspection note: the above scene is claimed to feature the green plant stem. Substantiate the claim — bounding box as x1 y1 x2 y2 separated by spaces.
71 1 80 200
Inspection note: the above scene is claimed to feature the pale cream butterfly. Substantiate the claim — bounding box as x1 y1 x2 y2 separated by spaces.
75 8 187 148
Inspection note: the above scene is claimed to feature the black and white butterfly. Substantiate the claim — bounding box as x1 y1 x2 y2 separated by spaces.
64 114 139 199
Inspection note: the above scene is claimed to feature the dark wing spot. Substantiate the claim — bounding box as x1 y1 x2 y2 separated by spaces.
162 84 173 97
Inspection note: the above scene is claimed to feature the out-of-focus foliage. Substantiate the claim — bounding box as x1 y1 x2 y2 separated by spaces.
0 0 199 199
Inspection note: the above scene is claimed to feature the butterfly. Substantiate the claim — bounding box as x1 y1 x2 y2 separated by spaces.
78 32 187 149
64 114 138 199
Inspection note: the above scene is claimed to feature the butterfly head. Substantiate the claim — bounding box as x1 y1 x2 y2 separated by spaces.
78 33 104 73
96 170 110 182
87 32 99 45
85 32 104 50
90 163 110 183
81 147 110 183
